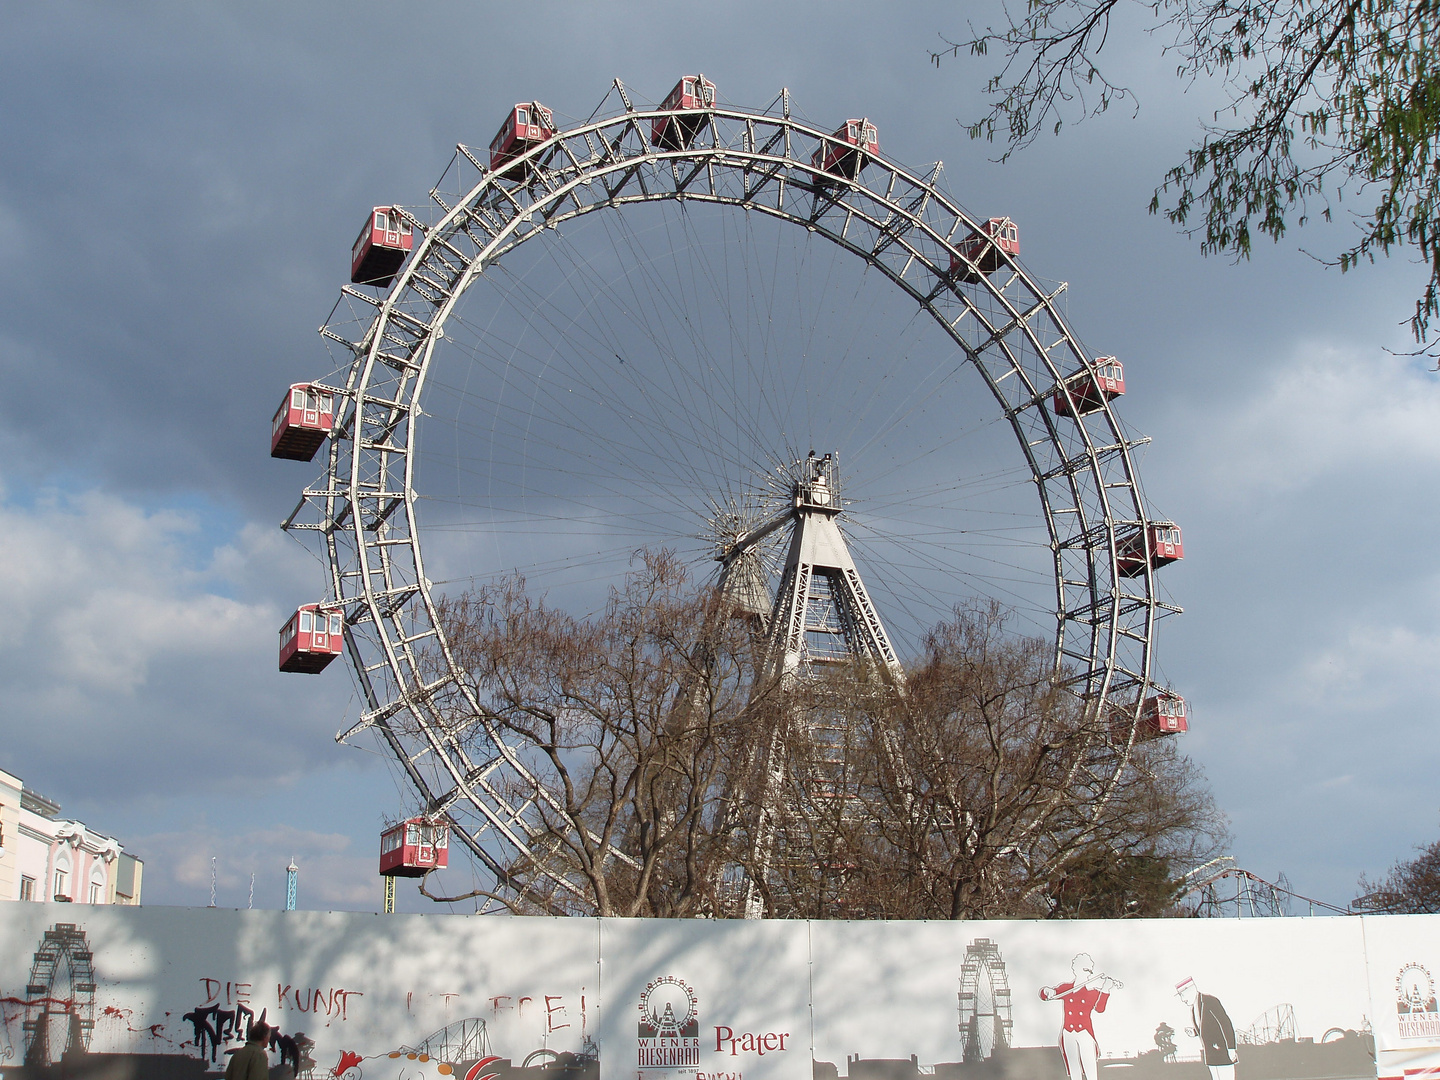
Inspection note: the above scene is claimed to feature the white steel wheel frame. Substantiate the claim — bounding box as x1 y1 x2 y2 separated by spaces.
285 83 1175 913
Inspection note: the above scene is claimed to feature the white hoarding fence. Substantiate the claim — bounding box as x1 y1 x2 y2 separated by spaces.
0 906 1433 1080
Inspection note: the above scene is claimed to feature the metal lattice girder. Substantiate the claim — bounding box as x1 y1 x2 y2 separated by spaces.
723 455 913 916
758 458 903 684
285 81 1177 912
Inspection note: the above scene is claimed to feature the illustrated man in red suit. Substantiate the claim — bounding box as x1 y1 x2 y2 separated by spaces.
1040 953 1124 1080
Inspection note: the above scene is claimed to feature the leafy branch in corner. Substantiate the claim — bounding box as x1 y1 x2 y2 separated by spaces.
936 0 1440 353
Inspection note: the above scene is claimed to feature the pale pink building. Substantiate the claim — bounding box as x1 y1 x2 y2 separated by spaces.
0 768 142 905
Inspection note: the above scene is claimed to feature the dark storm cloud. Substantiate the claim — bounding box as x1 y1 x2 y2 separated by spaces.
1 2 985 510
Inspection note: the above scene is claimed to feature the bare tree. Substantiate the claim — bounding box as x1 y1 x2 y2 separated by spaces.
1356 837 1440 912
422 569 1225 919
428 551 772 916
756 603 1228 919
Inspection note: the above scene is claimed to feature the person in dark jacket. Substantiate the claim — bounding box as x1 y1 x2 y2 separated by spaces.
225 1021 271 1080
1176 978 1237 1080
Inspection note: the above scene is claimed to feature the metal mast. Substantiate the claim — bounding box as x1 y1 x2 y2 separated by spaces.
715 454 902 683
717 453 904 917
761 453 902 684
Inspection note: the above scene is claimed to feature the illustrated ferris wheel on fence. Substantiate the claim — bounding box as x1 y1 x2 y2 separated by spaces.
958 938 1013 1062
22 923 96 1067
273 75 1188 913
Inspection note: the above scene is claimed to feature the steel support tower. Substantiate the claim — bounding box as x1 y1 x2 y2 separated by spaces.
716 453 904 917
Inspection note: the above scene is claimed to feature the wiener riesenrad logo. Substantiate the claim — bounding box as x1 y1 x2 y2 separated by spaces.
1397 963 1440 1039
638 976 700 1071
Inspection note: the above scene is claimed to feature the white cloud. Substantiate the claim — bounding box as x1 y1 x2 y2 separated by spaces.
133 823 378 910
1182 342 1440 498
1294 616 1440 710
0 487 243 679
0 479 351 799
1143 337 1440 901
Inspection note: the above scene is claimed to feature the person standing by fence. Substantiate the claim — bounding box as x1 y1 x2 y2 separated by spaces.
226 1021 271 1080
1177 977 1238 1080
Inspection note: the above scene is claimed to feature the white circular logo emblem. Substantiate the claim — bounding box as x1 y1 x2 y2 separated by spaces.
639 976 697 1037
1397 963 1437 1013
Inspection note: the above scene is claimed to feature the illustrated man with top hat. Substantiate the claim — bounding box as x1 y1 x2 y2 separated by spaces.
1176 977 1238 1080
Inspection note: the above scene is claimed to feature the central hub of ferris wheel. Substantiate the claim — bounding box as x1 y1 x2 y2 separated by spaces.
715 452 903 685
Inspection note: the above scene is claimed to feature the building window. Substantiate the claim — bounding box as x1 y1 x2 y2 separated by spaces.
19 876 34 902
89 882 102 904
53 869 68 901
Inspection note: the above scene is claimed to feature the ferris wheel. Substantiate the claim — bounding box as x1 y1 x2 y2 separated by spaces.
276 77 1184 913
23 923 96 1067
958 938 1013 1062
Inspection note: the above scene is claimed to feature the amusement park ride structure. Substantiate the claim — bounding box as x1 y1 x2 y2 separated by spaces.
1176 857 1351 918
711 450 909 916
273 76 1190 911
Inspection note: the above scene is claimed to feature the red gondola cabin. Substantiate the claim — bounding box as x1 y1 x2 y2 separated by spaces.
1141 692 1189 736
271 383 335 461
652 75 717 150
380 817 450 877
351 207 414 288
811 119 879 182
279 604 344 674
951 217 1020 283
1052 358 1125 418
1110 692 1188 745
489 102 558 181
1116 522 1184 577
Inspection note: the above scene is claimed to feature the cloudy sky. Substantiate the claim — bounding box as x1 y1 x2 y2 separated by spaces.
0 2 1433 913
